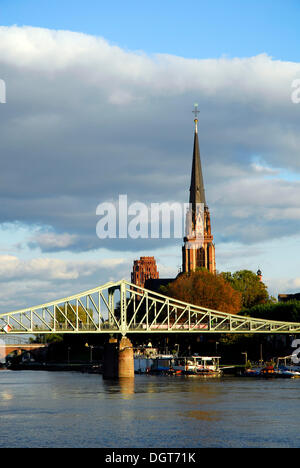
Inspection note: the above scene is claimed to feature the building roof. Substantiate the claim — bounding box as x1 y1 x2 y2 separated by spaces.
144 278 175 293
278 293 300 302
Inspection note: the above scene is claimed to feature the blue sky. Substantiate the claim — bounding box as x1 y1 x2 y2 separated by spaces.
2 0 300 61
0 2 300 311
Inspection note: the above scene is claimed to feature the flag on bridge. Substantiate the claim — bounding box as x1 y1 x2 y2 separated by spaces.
3 324 12 333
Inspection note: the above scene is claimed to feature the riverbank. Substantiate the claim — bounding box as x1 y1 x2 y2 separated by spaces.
6 362 103 373
6 360 245 376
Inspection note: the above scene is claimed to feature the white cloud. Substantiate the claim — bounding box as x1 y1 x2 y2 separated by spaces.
0 253 131 312
0 25 300 307
251 162 279 175
0 254 127 281
0 26 299 107
29 232 78 250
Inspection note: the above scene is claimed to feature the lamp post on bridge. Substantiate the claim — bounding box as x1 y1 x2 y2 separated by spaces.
85 343 94 363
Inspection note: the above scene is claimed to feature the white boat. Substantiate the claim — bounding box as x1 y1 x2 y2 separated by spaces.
135 354 174 374
171 356 222 376
276 355 300 377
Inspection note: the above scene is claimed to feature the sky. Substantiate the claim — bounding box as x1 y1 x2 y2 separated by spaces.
1 0 300 61
0 1 300 312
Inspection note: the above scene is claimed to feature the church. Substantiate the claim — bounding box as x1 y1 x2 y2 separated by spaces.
182 108 216 274
131 107 216 289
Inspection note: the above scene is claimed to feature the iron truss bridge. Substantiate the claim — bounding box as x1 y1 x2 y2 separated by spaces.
1 279 300 336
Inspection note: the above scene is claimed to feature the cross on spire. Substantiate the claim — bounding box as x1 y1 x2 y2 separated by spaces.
192 103 200 119
192 103 200 133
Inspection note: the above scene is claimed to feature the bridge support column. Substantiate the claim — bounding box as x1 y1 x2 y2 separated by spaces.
118 336 134 379
103 338 119 379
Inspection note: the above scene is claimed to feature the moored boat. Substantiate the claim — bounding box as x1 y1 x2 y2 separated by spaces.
146 355 222 377
148 355 174 375
244 365 296 379
276 355 300 377
170 356 222 377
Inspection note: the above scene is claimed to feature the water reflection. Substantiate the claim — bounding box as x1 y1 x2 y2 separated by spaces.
0 391 13 401
119 378 135 397
102 378 135 398
184 410 220 421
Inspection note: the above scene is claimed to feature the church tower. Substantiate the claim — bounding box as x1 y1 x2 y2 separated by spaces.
182 106 216 274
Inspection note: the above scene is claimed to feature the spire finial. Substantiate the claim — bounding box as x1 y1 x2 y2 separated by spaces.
192 103 200 133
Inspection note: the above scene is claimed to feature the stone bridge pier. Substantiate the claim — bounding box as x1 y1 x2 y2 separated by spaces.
103 336 134 379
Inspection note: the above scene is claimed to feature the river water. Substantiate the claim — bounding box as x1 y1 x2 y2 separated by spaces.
0 369 300 448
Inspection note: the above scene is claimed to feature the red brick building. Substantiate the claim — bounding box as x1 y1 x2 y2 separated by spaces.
131 256 159 288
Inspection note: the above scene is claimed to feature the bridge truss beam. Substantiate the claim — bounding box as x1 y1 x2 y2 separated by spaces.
1 280 300 335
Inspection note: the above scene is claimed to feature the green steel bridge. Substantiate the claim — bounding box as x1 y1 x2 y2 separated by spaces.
1 279 300 336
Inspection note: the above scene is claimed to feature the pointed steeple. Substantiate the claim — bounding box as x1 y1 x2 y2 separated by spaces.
189 117 206 209
182 106 216 275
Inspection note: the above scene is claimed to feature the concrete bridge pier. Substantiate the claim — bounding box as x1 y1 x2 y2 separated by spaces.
103 336 134 379
118 336 134 379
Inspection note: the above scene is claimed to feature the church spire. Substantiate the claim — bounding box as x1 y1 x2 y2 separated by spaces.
182 105 216 275
189 105 207 224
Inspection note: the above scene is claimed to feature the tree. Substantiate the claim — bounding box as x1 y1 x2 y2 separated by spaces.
55 303 94 329
31 304 93 345
163 268 242 314
222 270 269 309
241 300 300 322
30 334 63 344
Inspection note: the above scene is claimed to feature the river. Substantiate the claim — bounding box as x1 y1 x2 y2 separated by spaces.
0 369 300 448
